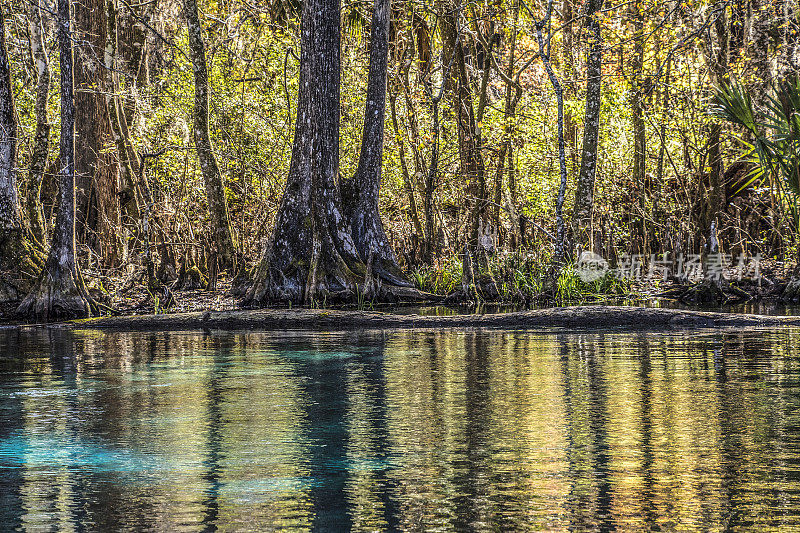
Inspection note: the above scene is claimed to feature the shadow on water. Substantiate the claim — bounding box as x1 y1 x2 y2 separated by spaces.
1 327 800 530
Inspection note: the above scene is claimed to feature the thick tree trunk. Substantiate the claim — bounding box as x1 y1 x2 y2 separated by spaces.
73 0 121 266
243 0 364 305
18 0 93 320
117 0 153 94
572 0 604 251
24 0 50 248
105 0 141 223
341 0 411 287
185 0 237 272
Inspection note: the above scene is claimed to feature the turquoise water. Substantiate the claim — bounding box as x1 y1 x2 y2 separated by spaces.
1 327 800 531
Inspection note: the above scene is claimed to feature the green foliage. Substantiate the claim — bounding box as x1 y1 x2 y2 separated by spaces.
412 256 463 295
555 264 629 302
412 249 630 303
711 76 800 228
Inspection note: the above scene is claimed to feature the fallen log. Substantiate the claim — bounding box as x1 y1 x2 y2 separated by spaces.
58 305 800 332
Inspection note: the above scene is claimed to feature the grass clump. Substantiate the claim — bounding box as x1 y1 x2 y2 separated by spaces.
411 248 631 304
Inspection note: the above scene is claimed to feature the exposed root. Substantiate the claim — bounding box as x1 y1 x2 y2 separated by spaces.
0 230 45 303
362 254 442 303
17 268 94 320
781 275 800 302
147 261 176 310
244 246 436 307
228 264 252 297
176 265 207 291
380 283 443 302
443 278 499 306
444 244 500 305
677 278 750 305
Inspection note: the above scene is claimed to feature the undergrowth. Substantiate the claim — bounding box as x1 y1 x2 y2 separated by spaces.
412 249 631 303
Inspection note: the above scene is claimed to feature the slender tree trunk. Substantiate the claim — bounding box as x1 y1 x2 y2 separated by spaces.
185 0 237 271
341 0 410 287
562 0 579 170
0 11 19 239
425 96 441 264
657 54 671 186
630 0 647 254
498 92 524 249
19 0 93 320
705 9 729 276
533 6 568 270
442 10 486 253
683 2 731 303
474 19 496 234
389 88 423 237
572 0 604 251
413 11 432 92
499 3 523 246
441 4 490 299
24 0 50 248
398 22 434 258
0 8 41 300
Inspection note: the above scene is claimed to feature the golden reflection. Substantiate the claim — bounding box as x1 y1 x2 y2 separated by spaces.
1 328 799 531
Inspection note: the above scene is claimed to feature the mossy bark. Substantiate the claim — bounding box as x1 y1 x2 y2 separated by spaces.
18 0 94 320
0 9 43 300
572 0 603 251
243 0 364 306
341 0 412 288
185 0 238 271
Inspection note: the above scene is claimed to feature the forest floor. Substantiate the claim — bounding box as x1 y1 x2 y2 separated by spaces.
1 258 797 325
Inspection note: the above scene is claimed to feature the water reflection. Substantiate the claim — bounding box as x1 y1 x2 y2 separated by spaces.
1 327 799 530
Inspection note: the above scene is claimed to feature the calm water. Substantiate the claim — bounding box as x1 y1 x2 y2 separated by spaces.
1 327 800 531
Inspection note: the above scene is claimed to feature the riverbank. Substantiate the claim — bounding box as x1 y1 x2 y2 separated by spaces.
49 305 800 332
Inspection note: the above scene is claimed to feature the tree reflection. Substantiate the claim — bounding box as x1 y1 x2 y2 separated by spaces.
0 332 25 530
1 327 800 530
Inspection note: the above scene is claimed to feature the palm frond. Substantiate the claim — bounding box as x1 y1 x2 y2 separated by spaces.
709 80 758 134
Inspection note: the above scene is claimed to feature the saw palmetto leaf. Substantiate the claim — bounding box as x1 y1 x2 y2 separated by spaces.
711 75 800 222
